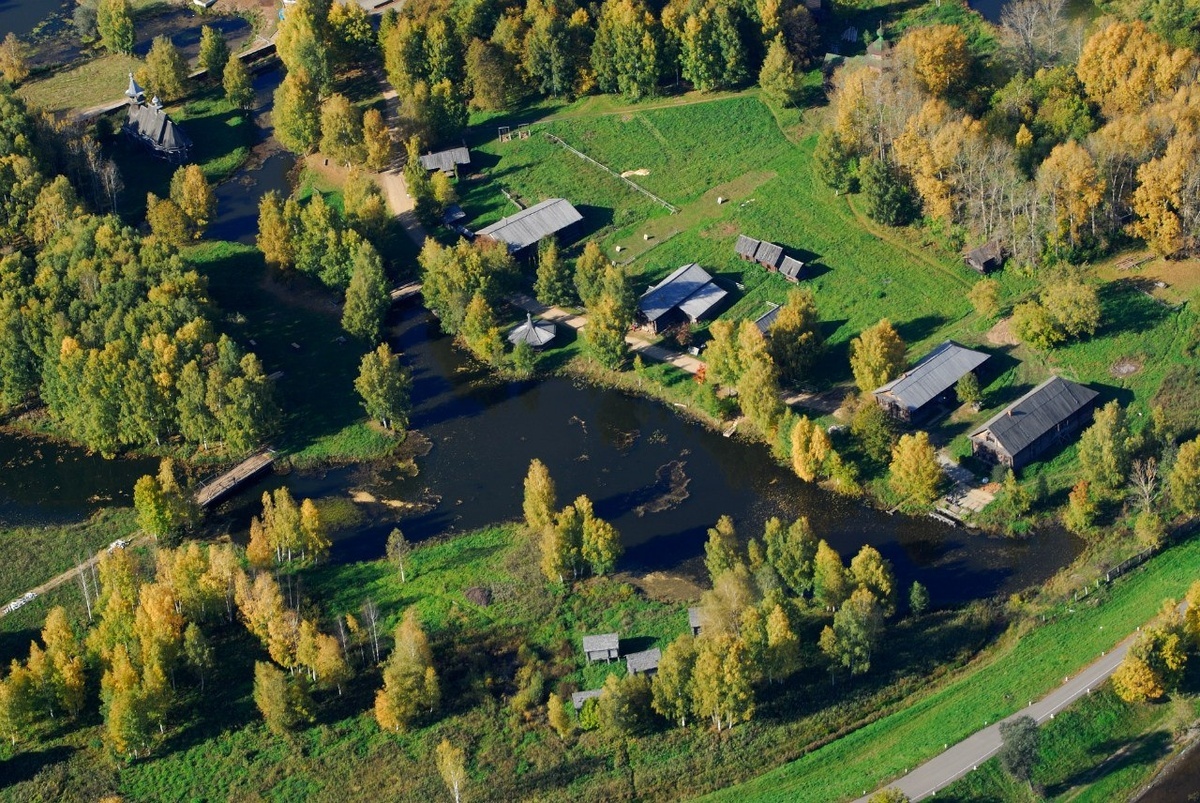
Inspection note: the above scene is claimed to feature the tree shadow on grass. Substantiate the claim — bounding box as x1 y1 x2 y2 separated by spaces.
1044 730 1172 797
896 314 948 345
0 746 76 787
1097 280 1170 339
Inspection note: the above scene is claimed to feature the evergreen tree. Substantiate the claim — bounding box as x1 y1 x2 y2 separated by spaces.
592 0 662 100
523 458 557 533
274 69 322 155
199 25 230 80
814 129 855 194
341 241 389 342
534 237 574 306
908 581 929 617
860 157 916 226
850 319 906 393
354 343 412 431
223 57 255 110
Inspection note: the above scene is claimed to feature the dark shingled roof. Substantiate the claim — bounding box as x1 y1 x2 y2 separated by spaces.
638 263 727 324
476 198 582 253
507 313 557 347
735 235 761 259
754 240 784 269
419 147 471 174
625 648 662 674
571 689 603 710
874 341 990 414
964 240 1004 272
970 376 1098 458
779 256 804 281
582 633 619 653
125 100 191 159
754 303 781 335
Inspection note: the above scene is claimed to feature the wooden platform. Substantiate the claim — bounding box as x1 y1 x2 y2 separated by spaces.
194 450 275 508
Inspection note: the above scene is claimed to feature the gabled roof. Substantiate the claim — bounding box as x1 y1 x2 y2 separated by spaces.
874 341 990 413
582 633 619 653
476 198 582 253
965 240 1003 270
970 376 1099 457
754 303 781 335
625 648 662 674
735 235 761 259
508 313 557 347
571 689 603 710
125 102 192 154
638 263 727 323
779 256 804 281
754 240 784 268
419 147 471 173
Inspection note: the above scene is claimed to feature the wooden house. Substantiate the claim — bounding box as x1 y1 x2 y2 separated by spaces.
964 241 1004 274
582 633 620 663
625 648 662 676
419 147 471 176
873 341 990 423
637 264 728 334
969 376 1098 470
735 235 761 261
779 255 804 282
476 198 582 257
571 689 603 711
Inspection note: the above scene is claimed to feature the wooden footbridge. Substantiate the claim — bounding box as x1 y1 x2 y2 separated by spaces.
194 449 276 508
390 282 423 303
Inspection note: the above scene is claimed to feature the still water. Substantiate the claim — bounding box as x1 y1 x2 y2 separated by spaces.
0 0 66 39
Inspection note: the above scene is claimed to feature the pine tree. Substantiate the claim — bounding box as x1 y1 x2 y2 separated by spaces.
274 68 321 155
652 633 697 727
850 319 907 393
341 241 389 342
860 158 916 226
223 57 255 110
523 458 557 533
362 108 393 171
386 528 412 582
169 164 216 238
534 237 574 306
199 25 230 80
813 129 855 194
888 431 942 510
355 343 412 431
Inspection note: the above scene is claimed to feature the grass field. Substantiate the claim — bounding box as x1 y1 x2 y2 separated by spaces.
17 53 141 113
940 687 1198 802
183 241 401 466
702 531 1200 802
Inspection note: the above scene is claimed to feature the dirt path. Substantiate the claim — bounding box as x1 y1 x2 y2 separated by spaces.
0 534 148 619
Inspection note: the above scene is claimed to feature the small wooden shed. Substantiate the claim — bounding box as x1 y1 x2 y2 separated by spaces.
688 607 702 636
625 648 662 676
582 633 620 663
964 241 1004 274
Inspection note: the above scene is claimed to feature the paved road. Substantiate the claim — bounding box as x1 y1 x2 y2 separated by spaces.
857 624 1153 801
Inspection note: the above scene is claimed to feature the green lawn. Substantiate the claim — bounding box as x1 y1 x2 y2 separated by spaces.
702 532 1200 802
17 53 142 113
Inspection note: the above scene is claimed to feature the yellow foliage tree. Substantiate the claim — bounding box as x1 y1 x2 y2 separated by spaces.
1036 140 1105 248
1129 133 1199 257
895 24 971 96
1111 653 1165 703
888 431 942 510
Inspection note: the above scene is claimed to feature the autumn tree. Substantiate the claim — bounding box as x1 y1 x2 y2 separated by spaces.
274 69 321 155
362 108 393 171
736 321 783 437
1077 20 1192 116
968 278 1001 320
320 94 365 166
850 319 906 393
849 545 896 617
374 608 439 731
584 290 632 370
704 515 740 582
1129 133 1200 258
1063 480 1098 534
223 57 255 110
460 292 505 366
169 164 216 239
759 34 801 106
1170 436 1200 515
956 372 983 409
768 287 823 386
97 0 134 54
578 495 623 575
341 242 389 342
812 539 849 610
386 528 412 582
889 431 942 510
199 26 230 80
653 633 697 727
791 416 833 483
764 516 817 596
868 790 911 803
146 193 189 247
764 603 799 683
819 587 884 675
895 24 971 96
139 36 188 102
0 33 30 85
1077 401 1130 495
534 237 574 307
253 660 302 735
1112 652 1165 703
523 458 557 533
436 739 467 803
355 343 412 431
1036 140 1104 250
574 241 609 307
592 0 662 100
1000 0 1067 74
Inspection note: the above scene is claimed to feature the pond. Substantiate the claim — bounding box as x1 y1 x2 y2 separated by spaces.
0 0 67 39
967 0 1008 23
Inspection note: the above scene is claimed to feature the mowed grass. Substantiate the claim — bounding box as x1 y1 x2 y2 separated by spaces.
940 687 1197 802
17 54 142 113
183 241 400 466
702 531 1200 802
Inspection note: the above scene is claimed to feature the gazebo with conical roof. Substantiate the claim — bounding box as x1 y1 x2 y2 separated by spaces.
507 313 557 348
